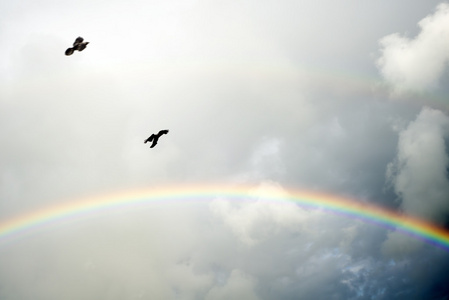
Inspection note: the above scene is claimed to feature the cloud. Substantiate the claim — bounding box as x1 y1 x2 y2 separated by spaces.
2 0 449 299
383 107 449 256
210 182 311 245
386 107 449 221
205 269 260 300
377 3 449 95
248 138 285 180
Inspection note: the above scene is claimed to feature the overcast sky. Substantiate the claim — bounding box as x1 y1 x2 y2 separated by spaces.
1 1 449 299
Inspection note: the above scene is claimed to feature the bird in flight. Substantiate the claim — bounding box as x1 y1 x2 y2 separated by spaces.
65 37 89 56
145 130 169 148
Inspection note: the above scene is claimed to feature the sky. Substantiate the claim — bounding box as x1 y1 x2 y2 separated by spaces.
1 1 449 299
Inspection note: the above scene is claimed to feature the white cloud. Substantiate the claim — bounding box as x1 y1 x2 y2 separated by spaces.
377 3 449 95
210 182 311 245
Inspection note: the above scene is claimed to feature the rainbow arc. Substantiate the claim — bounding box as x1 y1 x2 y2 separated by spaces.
1 185 448 251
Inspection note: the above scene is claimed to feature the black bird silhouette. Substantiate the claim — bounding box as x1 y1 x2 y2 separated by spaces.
65 37 89 56
144 130 169 148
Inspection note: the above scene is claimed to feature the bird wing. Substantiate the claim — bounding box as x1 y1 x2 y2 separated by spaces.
77 43 88 51
144 134 155 143
145 134 157 143
73 37 84 46
158 129 169 136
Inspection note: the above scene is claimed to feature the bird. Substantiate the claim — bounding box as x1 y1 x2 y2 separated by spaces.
144 130 169 148
65 37 89 56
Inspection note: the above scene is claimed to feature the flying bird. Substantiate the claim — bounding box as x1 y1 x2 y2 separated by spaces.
65 37 89 56
144 130 169 148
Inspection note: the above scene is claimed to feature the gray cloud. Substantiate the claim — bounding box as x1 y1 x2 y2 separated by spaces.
1 0 449 299
383 107 449 256
205 269 260 300
386 107 449 222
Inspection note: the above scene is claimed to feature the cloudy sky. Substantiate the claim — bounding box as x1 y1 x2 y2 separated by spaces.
1 1 449 299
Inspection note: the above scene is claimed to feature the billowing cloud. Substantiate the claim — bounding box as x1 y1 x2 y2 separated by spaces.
383 107 449 256
210 182 312 245
386 107 449 221
377 3 449 95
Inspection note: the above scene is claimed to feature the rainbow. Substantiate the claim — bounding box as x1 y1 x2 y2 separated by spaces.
1 185 449 251
110 59 449 108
